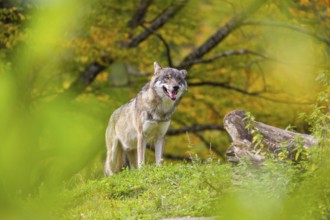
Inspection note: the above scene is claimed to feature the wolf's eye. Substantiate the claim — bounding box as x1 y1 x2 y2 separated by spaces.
164 75 170 80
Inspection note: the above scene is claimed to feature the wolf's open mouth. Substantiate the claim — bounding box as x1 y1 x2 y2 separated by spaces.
163 86 177 101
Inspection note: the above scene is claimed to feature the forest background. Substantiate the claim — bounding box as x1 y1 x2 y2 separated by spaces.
0 0 329 219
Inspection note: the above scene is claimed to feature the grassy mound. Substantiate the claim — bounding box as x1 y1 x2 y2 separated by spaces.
59 161 232 219
54 158 329 220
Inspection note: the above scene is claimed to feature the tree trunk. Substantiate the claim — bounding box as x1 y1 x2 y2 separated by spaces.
224 110 318 164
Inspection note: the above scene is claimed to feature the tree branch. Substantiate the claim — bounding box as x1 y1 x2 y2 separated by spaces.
126 0 188 48
161 152 193 161
189 81 313 105
165 124 226 159
167 124 224 135
194 132 225 159
243 20 330 47
127 0 153 29
224 110 318 164
189 81 262 96
176 0 265 70
57 57 111 100
182 48 269 66
141 24 173 66
57 1 188 100
147 144 194 161
252 95 313 105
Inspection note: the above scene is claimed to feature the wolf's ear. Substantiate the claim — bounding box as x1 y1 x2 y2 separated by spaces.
180 69 188 79
154 61 162 74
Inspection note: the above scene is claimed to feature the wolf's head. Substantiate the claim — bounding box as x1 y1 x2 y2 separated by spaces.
152 62 188 101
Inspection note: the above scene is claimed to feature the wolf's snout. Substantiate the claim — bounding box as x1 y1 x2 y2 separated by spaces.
162 85 179 101
172 85 180 92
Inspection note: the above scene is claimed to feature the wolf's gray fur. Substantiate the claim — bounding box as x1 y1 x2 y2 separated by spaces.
105 62 188 176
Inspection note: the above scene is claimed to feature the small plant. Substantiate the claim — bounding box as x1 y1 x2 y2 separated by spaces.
277 140 290 161
277 135 307 161
243 112 265 153
300 71 330 163
291 135 307 161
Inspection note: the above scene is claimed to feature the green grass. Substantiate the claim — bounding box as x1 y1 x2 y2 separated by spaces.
58 160 233 219
48 157 330 220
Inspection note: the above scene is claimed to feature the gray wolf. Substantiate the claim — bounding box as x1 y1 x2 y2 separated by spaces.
104 62 188 176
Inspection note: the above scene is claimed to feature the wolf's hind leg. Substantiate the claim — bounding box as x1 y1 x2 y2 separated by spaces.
113 141 125 173
105 137 112 176
105 126 114 176
105 138 124 176
104 148 113 176
127 150 138 169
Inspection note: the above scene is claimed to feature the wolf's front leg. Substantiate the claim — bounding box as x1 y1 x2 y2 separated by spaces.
155 138 164 165
137 133 146 168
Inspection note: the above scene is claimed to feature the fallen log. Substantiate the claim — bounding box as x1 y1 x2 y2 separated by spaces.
224 110 318 164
